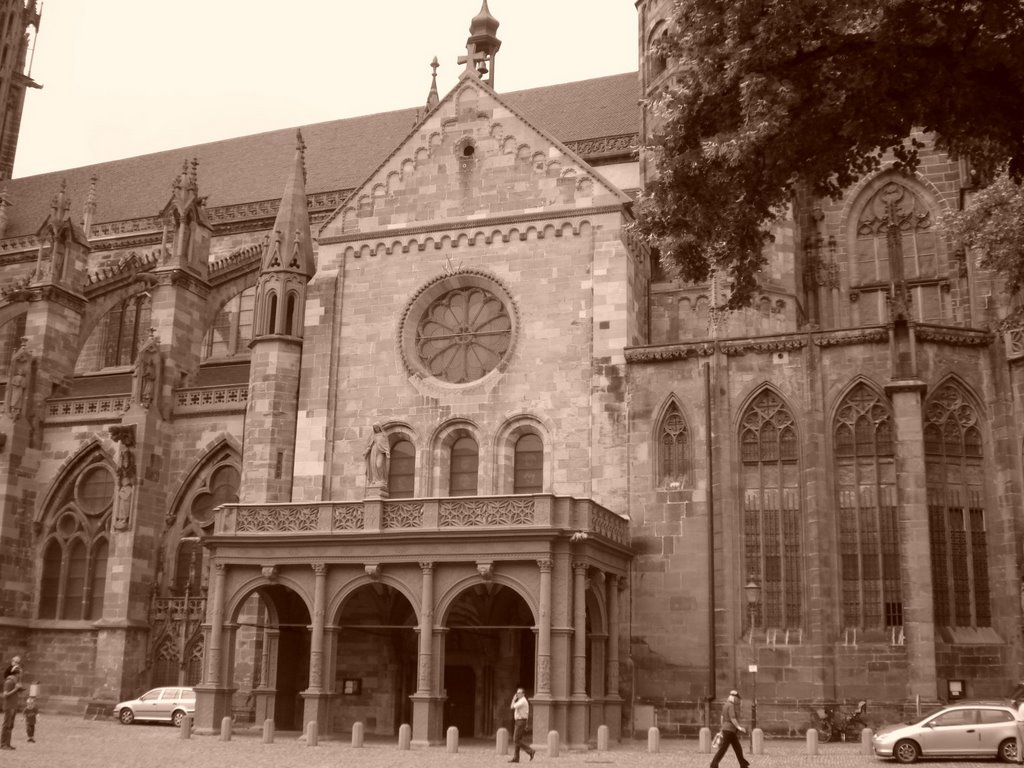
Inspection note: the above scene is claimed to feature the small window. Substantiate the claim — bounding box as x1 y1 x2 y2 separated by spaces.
449 437 479 497
388 439 416 499
931 709 975 727
513 434 543 494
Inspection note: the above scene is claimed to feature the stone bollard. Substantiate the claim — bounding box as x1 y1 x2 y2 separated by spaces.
306 721 318 747
597 724 609 752
179 714 192 739
446 725 459 753
648 726 660 753
752 727 764 754
220 716 232 741
399 723 411 750
263 719 274 743
806 728 819 755
496 727 510 755
698 726 711 753
352 721 364 748
547 730 560 757
861 728 873 755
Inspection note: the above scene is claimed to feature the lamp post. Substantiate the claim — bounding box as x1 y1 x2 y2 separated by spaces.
744 576 761 747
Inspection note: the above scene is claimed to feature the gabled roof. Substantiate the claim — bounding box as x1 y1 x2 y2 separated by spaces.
2 72 639 239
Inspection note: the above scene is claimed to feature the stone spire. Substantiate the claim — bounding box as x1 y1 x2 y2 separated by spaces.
82 175 98 238
158 157 211 277
459 0 501 86
260 130 314 279
32 178 89 290
426 56 440 111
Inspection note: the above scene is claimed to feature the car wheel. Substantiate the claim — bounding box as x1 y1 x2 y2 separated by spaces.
118 708 135 725
893 739 919 764
172 710 186 728
999 738 1018 763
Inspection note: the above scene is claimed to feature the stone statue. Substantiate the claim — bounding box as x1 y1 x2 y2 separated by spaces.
5 340 33 420
109 425 137 531
363 423 390 487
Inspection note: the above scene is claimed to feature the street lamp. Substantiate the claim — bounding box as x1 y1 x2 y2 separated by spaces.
744 576 761 747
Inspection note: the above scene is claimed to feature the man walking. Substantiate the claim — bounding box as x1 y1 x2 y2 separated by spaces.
711 689 749 768
509 687 535 762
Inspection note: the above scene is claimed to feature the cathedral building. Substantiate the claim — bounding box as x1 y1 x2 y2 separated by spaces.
0 0 1022 745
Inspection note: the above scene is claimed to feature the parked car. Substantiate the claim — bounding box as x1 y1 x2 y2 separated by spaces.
113 686 196 727
871 701 1020 763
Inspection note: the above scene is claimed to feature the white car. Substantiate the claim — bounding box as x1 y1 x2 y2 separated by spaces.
871 701 1020 763
113 686 196 727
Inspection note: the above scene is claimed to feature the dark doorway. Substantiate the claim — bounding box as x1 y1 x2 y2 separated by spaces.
444 664 476 736
275 625 310 730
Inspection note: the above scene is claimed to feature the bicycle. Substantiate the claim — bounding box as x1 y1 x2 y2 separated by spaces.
810 700 868 743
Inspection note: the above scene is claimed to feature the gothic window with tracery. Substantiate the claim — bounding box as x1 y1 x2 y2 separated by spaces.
416 287 512 384
925 383 990 626
388 439 416 499
852 180 947 323
834 384 901 629
102 294 152 368
658 402 689 487
0 312 25 374
38 456 113 620
202 287 255 360
740 390 802 629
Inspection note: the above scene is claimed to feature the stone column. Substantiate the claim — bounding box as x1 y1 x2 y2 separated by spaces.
568 561 589 749
302 561 330 733
886 379 938 702
411 562 441 745
532 559 554 743
194 562 232 733
605 574 623 741
253 628 279 725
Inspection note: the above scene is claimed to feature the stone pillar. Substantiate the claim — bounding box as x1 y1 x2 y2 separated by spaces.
195 562 233 733
568 561 589 749
412 562 442 745
532 559 554 741
302 561 330 734
886 379 938 702
253 628 279 725
605 575 623 741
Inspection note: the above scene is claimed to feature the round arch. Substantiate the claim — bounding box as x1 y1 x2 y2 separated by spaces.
492 413 552 495
328 574 420 625
435 572 539 627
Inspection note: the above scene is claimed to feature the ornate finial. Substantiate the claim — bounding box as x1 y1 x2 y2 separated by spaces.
87 175 98 204
426 56 440 111
296 129 307 183
189 158 199 186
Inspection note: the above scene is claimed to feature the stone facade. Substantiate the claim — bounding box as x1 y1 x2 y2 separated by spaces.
0 0 1021 747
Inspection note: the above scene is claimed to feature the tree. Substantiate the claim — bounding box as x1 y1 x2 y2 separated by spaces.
636 0 1024 307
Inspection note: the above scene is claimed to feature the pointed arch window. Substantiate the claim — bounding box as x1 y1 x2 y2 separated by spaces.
37 456 113 620
658 402 689 487
513 434 543 494
740 391 802 629
266 292 278 335
834 384 901 629
102 293 152 368
450 436 479 497
0 311 26 373
926 383 990 626
388 439 416 499
851 180 948 323
202 287 255 360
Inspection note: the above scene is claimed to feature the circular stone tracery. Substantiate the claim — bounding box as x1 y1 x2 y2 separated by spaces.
400 269 518 386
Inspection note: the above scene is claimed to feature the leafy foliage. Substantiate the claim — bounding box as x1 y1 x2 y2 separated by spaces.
943 170 1024 296
636 0 1024 306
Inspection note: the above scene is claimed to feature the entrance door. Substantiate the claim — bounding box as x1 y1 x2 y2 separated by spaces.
444 665 476 737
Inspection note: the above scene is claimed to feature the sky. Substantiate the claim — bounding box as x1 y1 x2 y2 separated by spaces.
12 0 639 179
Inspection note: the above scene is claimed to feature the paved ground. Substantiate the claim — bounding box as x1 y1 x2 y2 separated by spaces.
0 715 1010 768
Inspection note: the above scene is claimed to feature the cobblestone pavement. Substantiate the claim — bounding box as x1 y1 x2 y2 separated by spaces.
0 715 1010 768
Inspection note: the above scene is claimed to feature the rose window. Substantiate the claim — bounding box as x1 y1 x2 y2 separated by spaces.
415 287 512 383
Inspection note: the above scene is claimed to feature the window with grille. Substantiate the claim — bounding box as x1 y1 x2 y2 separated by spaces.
513 434 543 494
740 390 803 629
102 294 152 368
658 402 688 487
388 439 416 499
834 384 901 629
925 383 990 626
202 287 255 360
449 436 479 496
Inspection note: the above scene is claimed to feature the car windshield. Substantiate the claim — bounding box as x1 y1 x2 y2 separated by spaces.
139 689 161 701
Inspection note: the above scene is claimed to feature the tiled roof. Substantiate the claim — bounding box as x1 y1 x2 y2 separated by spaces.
3 72 639 239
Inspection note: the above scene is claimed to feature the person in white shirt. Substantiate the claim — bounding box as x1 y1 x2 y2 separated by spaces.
509 687 535 762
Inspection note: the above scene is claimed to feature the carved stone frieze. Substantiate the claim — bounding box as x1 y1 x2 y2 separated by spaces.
332 504 364 531
813 328 888 347
439 498 534 527
382 502 424 529
914 325 993 347
590 507 630 546
721 338 806 356
236 506 319 532
624 342 715 363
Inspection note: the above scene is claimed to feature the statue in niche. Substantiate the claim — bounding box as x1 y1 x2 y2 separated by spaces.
5 340 34 421
132 330 163 411
110 425 137 531
363 423 390 488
